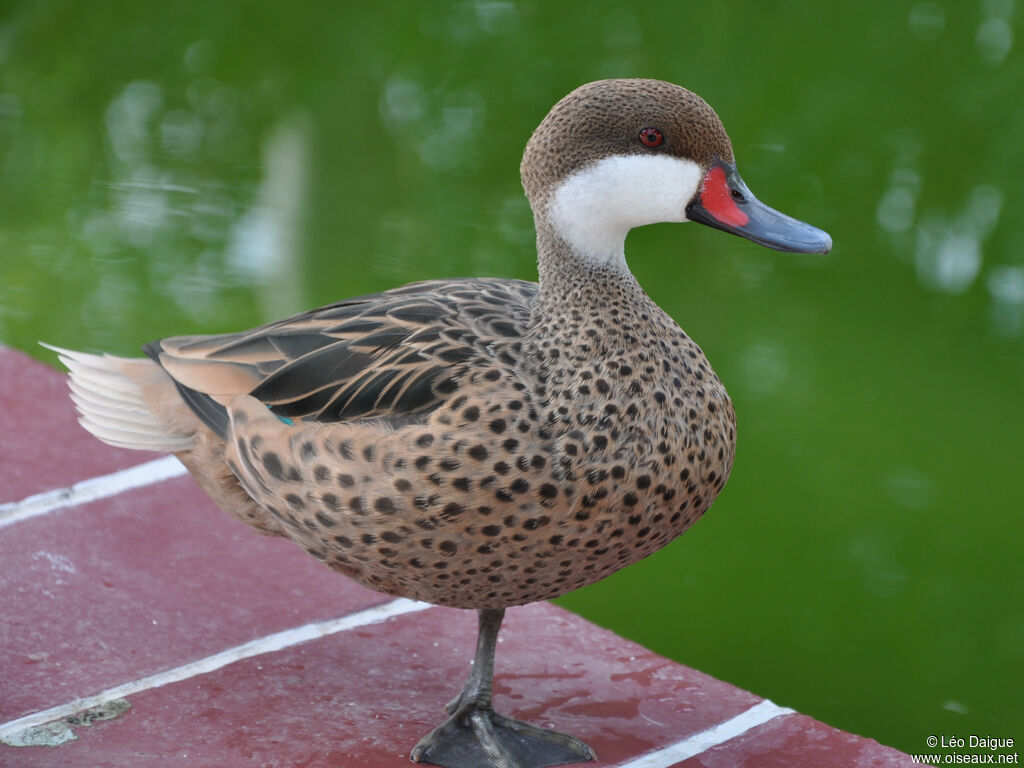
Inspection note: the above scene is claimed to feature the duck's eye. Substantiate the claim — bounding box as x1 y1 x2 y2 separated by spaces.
639 127 664 148
730 188 746 203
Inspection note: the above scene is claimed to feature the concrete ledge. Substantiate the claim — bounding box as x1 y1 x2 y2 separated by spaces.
0 346 916 767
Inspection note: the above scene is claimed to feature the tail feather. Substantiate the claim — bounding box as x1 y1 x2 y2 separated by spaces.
42 343 195 453
68 381 151 422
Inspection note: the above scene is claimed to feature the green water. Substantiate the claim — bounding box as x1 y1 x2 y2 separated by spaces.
2 1 1021 754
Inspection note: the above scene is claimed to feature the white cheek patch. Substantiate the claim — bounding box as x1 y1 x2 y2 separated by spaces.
548 153 703 267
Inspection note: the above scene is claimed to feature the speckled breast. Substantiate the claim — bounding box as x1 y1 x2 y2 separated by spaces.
233 321 737 611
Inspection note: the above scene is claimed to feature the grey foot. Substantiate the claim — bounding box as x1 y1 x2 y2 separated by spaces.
410 703 596 768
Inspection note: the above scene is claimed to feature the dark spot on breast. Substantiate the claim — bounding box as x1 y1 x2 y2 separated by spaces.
463 406 480 421
468 445 489 461
416 433 434 447
338 473 355 488
510 478 530 494
636 475 651 489
440 502 462 519
375 497 396 515
539 484 558 499
482 525 502 537
321 493 341 512
439 540 458 556
285 493 305 510
315 510 335 527
489 419 507 434
394 478 411 492
334 535 352 548
361 533 376 544
262 452 285 480
381 530 403 543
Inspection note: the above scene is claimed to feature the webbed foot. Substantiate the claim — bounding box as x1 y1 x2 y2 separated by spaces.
410 701 595 768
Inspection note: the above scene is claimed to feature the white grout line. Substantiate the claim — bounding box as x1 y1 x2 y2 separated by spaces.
0 455 188 529
613 699 795 768
0 597 432 741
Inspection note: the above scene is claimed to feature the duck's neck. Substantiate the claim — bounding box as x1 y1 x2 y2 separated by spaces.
530 215 666 355
533 216 639 309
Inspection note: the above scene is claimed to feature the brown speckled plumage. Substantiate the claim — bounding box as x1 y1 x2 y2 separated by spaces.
50 79 830 768
214 269 733 609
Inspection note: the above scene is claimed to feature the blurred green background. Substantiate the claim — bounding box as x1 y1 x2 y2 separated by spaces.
1 0 1021 755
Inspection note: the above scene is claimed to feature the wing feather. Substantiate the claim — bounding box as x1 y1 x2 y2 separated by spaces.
147 278 537 432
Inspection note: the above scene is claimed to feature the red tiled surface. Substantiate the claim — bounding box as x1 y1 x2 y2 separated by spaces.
1 477 387 720
0 346 917 767
3 604 765 768
679 713 916 768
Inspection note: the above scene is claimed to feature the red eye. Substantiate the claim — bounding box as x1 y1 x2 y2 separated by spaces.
639 127 664 147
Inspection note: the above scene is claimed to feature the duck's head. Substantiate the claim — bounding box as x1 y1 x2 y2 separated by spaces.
521 79 831 265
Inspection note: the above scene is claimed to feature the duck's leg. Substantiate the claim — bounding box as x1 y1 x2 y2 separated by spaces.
411 608 596 768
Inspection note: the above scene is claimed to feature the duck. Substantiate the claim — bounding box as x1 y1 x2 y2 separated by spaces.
46 78 831 768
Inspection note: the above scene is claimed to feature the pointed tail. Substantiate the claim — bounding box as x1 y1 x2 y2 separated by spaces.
42 343 195 453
